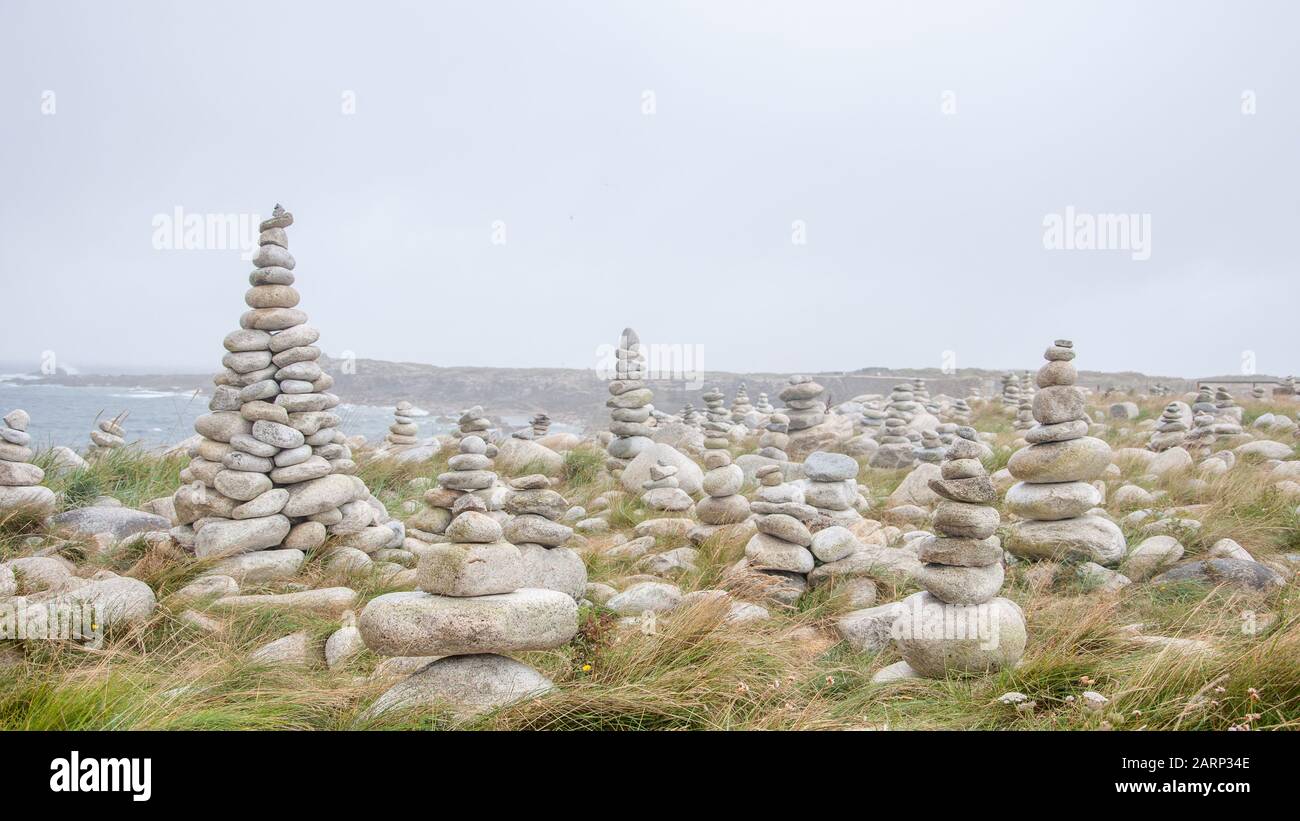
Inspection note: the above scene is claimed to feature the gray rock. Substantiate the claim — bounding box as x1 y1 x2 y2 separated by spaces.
835 601 904 653
209 549 305 583
364 653 554 720
358 589 578 656
47 506 170 544
195 514 291 558
517 544 587 599
1151 558 1284 592
605 581 683 615
1122 535 1185 581
417 541 524 596
803 451 859 482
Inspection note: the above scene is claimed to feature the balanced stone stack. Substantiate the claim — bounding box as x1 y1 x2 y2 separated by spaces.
1212 389 1244 434
454 406 495 449
691 411 750 544
757 413 791 461
1251 385 1266 400
754 393 775 414
173 205 395 559
504 474 586 599
1147 403 1188 452
802 451 861 523
679 403 701 428
779 375 831 456
869 385 919 469
1013 394 1035 431
360 486 579 718
605 327 652 474
435 435 506 523
1004 340 1125 565
916 430 946 463
947 398 973 424
1191 387 1216 415
530 413 551 439
730 382 755 423
0 409 56 516
743 464 815 600
640 459 693 512
1001 373 1021 410
891 425 1026 678
385 401 420 448
89 412 127 453
859 404 886 437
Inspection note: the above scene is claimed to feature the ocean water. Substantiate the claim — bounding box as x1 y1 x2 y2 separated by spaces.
0 378 555 452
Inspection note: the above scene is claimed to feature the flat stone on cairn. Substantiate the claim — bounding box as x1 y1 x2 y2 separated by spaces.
172 205 396 560
89 412 128 453
890 425 1026 678
0 409 56 516
640 459 694 512
503 474 586 599
779 375 832 457
605 327 652 474
1147 402 1188 452
1004 340 1125 565
361 475 579 718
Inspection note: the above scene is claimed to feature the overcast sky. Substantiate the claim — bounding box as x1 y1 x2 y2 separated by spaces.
2 1 1297 379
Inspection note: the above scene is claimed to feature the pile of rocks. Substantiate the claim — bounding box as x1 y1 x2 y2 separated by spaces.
1001 372 1021 410
454 405 494 446
779 375 832 457
754 393 774 414
504 474 586 599
916 430 945 463
691 408 750 544
802 451 861 523
385 401 420 448
757 413 791 461
890 425 1026 678
360 483 579 719
605 328 653 474
1251 385 1266 400
743 464 816 602
640 459 693 512
730 382 755 423
435 435 506 521
947 398 973 424
89 412 127 453
0 409 56 516
530 413 551 439
679 403 701 428
172 205 397 560
1004 340 1125 565
1147 403 1188 452
1013 394 1035 431
869 385 918 469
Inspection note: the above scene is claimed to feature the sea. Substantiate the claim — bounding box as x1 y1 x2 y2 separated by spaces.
0 376 558 452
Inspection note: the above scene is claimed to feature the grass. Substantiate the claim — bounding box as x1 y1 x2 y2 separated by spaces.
2 396 1298 731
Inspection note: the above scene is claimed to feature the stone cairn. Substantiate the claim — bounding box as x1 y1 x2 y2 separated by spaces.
89 411 127 453
947 398 973 424
1000 372 1020 410
1013 393 1035 431
437 435 505 521
640 459 693 512
869 384 918 469
891 425 1026 678
916 430 945 463
605 327 652 474
1251 385 1267 400
359 474 579 718
0 409 56 516
803 451 861 523
859 403 886 438
757 413 791 461
743 464 815 603
692 398 750 543
1147 402 1188 452
504 474 586 599
754 392 774 414
730 382 755 423
385 401 420 449
1004 340 1125 566
530 413 551 440
173 205 397 559
1184 409 1217 458
679 402 701 428
779 375 829 456
1212 389 1244 433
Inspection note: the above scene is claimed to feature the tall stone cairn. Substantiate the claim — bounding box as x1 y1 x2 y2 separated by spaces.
779 375 830 457
892 425 1026 677
691 390 750 544
605 327 652 474
89 411 127 453
359 473 579 718
1000 372 1021 410
869 384 919 469
0 409 56 516
1003 340 1125 566
172 205 398 559
730 382 754 423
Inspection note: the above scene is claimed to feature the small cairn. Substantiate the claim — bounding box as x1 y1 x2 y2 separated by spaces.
173 205 395 559
0 409 56 516
1147 402 1188 452
890 425 1026 678
360 481 579 718
1279 375 1296 396
692 410 750 544
802 451 862 523
754 392 775 414
504 474 586 599
385 401 420 448
89 411 127 453
640 459 693 512
679 402 701 428
916 430 946 463
779 375 831 456
1251 385 1266 400
1004 340 1125 565
947 398 973 424
743 464 816 602
605 327 652 474
1000 372 1021 410
730 382 755 423
1013 394 1035 431
869 384 918 469
435 435 505 521
530 413 551 440
859 403 887 437
757 413 791 461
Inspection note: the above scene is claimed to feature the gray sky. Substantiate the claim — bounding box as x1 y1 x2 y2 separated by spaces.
2 0 1297 378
